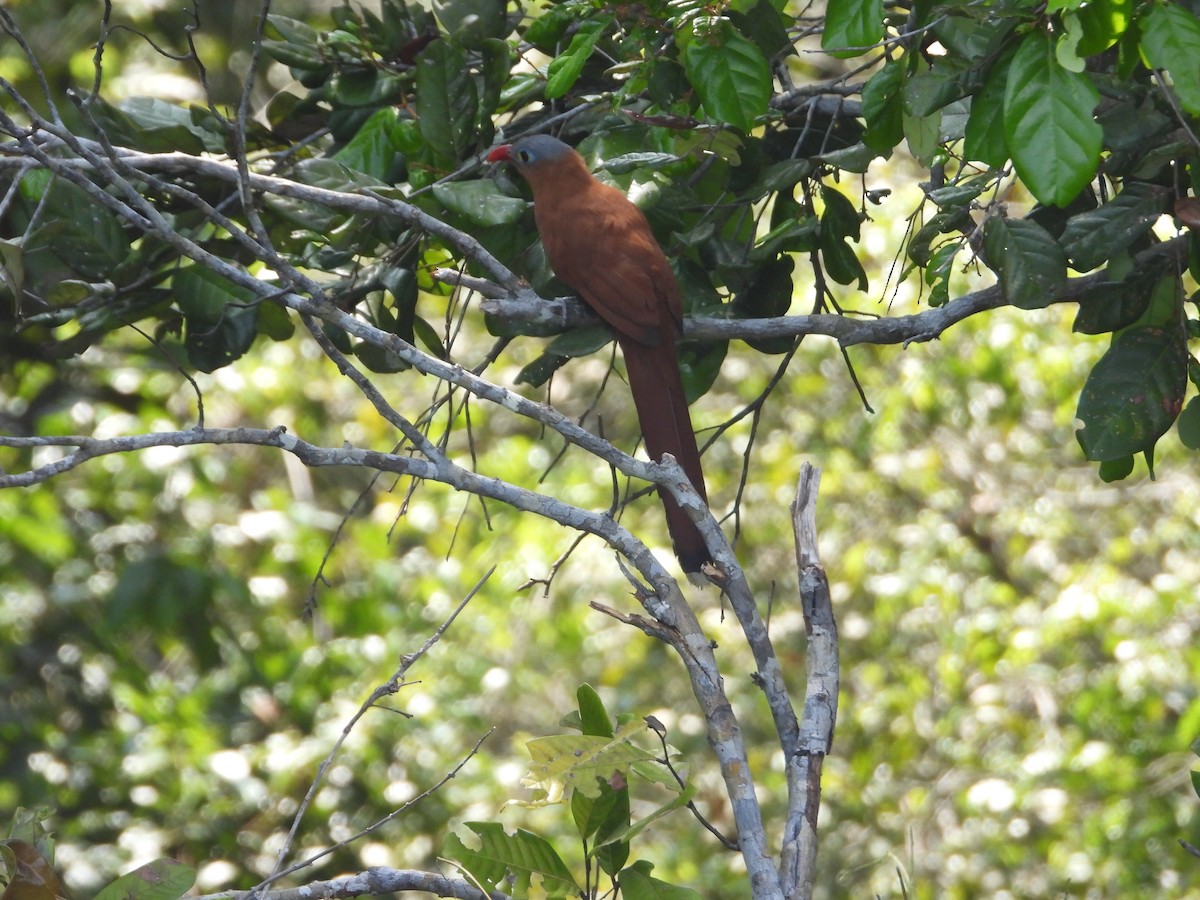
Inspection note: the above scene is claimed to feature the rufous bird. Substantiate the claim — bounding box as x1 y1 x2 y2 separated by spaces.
488 135 710 580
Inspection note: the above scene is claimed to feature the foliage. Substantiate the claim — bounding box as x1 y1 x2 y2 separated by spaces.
2 0 1200 898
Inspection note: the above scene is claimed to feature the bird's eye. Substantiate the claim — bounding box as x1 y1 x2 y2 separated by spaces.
516 149 533 164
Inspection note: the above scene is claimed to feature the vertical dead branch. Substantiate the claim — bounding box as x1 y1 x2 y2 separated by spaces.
780 464 838 900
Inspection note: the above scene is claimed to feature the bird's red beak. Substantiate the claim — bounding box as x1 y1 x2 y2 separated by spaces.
487 144 513 163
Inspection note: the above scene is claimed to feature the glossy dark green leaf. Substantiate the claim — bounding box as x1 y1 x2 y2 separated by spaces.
329 70 407 107
982 216 1066 310
542 325 613 359
821 0 884 57
820 235 867 289
416 40 478 163
522 3 577 50
1058 184 1166 272
904 65 977 118
1073 0 1131 56
732 256 796 353
861 58 905 152
435 0 507 48
1096 96 1171 152
728 0 793 59
262 39 326 72
21 174 131 280
1071 264 1163 335
1098 455 1135 482
964 51 1012 167
412 316 447 359
257 301 296 342
1004 31 1101 207
515 351 571 387
679 338 727 402
88 97 226 153
820 186 861 241
174 265 260 372
618 864 703 899
354 340 410 373
478 38 512 129
924 241 960 307
1075 326 1188 461
1140 3 1200 115
682 18 772 132
907 207 971 267
334 108 402 179
1177 396 1200 450
442 822 579 895
433 180 528 226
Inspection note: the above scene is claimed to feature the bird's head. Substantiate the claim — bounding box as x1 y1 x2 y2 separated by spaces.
487 135 587 186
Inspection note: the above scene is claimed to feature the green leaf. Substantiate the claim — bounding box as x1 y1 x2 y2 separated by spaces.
820 188 866 288
435 0 508 48
1140 3 1200 116
93 859 195 900
964 52 1012 167
546 18 611 99
478 38 512 131
576 684 614 738
678 338 727 402
328 70 406 108
728 0 794 59
416 40 478 163
861 58 905 152
1074 0 1132 56
544 325 613 359
1098 455 1135 482
1004 31 1101 207
88 97 226 154
524 725 656 799
523 3 577 50
22 176 132 281
681 18 772 132
433 180 528 226
443 822 579 898
515 351 571 387
1075 326 1188 460
924 240 960 307
982 216 1067 310
266 13 319 45
334 108 402 180
618 864 703 900
1071 264 1162 335
904 66 975 118
1058 184 1167 272
903 106 941 166
732 257 796 353
820 186 861 241
174 265 261 372
1178 396 1200 450
821 0 884 57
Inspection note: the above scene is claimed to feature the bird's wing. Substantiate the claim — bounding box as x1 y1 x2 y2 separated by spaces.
538 183 682 346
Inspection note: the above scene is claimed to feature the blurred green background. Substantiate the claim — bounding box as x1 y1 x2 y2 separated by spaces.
1 2 1198 898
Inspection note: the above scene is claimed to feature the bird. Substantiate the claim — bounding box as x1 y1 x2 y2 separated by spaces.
488 135 710 580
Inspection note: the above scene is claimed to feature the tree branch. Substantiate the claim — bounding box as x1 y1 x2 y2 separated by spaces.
780 465 838 900
198 867 505 900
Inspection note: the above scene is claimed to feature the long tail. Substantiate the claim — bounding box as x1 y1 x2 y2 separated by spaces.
618 335 709 576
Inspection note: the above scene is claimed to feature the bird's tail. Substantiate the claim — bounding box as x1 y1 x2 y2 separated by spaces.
618 336 709 577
